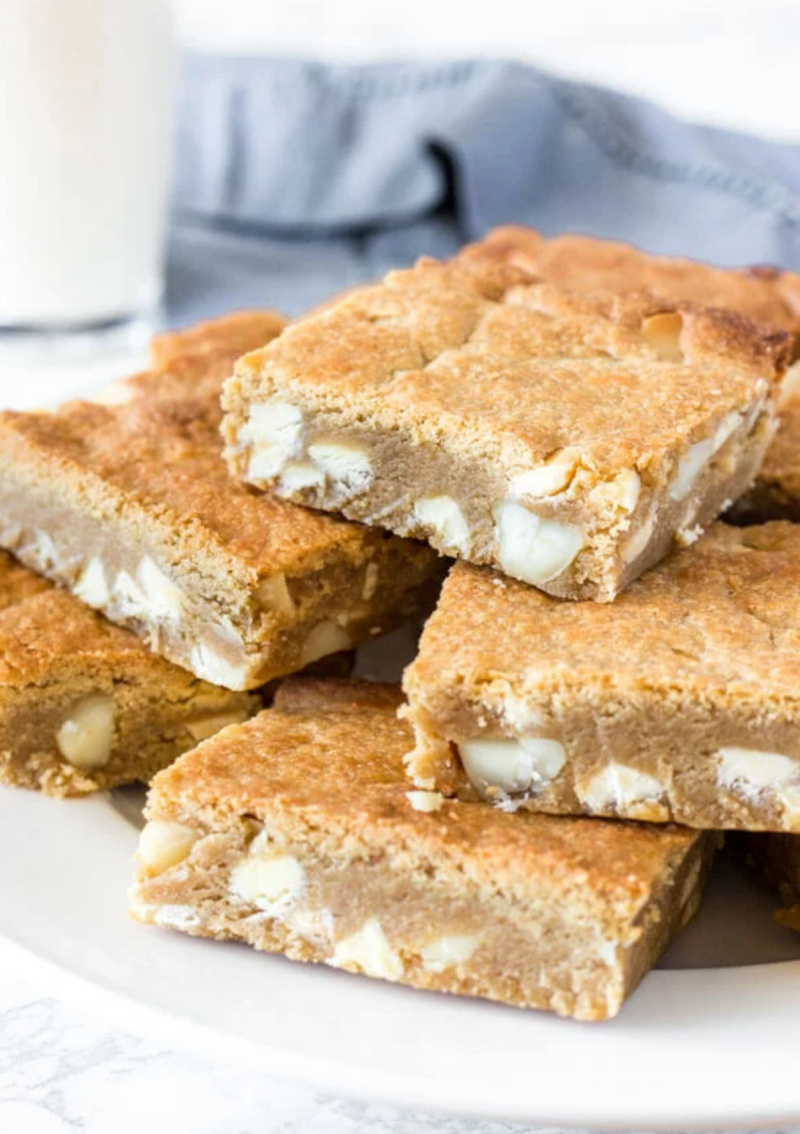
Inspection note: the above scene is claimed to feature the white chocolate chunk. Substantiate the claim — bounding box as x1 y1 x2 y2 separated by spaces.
256 573 295 617
137 556 184 621
413 495 471 556
300 621 353 666
405 790 444 813
362 562 379 601
500 694 545 734
420 933 481 973
713 411 743 451
114 568 148 615
152 904 202 931
230 847 305 914
185 709 250 742
598 938 620 967
189 641 251 690
138 820 201 876
577 763 666 815
74 557 110 608
459 736 566 797
241 402 304 481
717 747 800 803
279 460 325 493
56 695 115 771
779 360 800 407
509 452 578 500
622 508 658 565
248 442 290 481
670 412 743 501
676 523 703 548
33 528 59 569
241 402 303 448
617 469 641 514
494 502 583 586
670 436 716 501
332 917 403 980
308 442 374 498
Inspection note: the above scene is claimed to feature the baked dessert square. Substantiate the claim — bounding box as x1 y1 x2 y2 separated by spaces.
130 678 714 1021
0 549 257 796
461 226 800 523
403 522 800 832
223 251 789 601
740 834 800 930
0 313 442 690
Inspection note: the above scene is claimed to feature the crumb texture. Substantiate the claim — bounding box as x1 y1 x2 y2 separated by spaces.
132 679 710 1020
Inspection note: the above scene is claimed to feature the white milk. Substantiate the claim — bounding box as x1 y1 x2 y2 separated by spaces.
0 0 174 328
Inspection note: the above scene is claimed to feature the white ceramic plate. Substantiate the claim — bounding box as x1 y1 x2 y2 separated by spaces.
0 625 799 1129
1 370 800 1128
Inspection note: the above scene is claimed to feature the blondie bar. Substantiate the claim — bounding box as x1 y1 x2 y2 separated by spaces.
403 523 800 832
223 249 788 601
461 226 800 522
0 314 441 690
0 550 256 796
130 678 713 1021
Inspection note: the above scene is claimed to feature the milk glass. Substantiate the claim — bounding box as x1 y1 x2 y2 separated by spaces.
0 0 174 361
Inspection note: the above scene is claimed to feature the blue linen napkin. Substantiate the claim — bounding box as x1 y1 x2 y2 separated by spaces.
168 56 800 325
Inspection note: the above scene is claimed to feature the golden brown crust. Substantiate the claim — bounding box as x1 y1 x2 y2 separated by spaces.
406 522 800 704
0 549 257 795
151 680 700 904
461 226 800 522
0 358 373 583
402 523 800 830
0 311 441 687
150 311 286 369
0 548 155 685
233 257 788 431
469 226 800 334
137 678 713 1019
225 251 784 601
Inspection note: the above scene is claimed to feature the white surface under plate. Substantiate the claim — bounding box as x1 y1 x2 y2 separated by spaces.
0 369 799 1128
0 626 798 1130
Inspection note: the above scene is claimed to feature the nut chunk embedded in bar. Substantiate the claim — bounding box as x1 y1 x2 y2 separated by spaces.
0 550 257 797
0 312 442 690
464 226 800 524
223 250 790 601
403 523 800 833
130 678 714 1021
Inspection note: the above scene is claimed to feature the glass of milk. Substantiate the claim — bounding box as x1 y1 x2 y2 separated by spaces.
0 0 174 363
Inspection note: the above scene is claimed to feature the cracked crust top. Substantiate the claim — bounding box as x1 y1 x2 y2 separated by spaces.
460 228 800 521
405 522 800 708
466 227 800 331
150 677 700 909
227 253 790 481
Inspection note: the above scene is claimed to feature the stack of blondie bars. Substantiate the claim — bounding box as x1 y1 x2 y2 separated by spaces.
2 227 800 1022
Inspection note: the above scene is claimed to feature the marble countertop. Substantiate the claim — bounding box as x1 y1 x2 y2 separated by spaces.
0 973 534 1134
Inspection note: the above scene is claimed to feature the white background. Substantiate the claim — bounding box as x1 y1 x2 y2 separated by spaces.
3 3 800 1132
177 0 800 140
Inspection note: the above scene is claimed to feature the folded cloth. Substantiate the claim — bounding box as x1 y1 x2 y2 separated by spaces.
168 56 800 325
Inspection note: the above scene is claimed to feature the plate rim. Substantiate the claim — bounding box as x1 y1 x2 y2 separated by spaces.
4 926 800 1132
